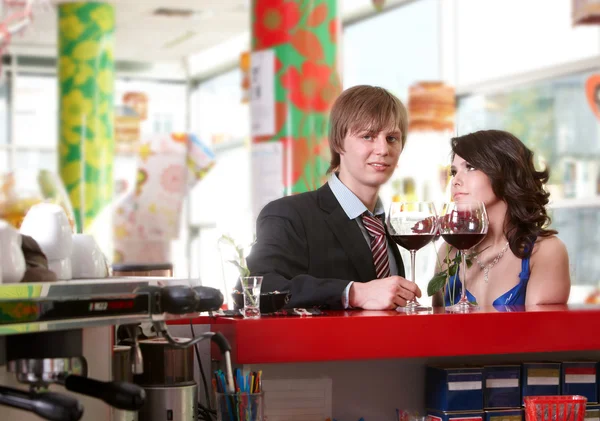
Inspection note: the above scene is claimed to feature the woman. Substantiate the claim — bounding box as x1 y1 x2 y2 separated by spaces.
434 130 570 307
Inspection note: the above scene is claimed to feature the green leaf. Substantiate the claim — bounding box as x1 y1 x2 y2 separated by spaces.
449 263 458 276
452 253 462 264
219 234 237 246
227 260 250 278
427 272 447 297
235 246 245 261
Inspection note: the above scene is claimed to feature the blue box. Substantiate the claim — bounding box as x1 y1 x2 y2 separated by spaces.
561 362 598 403
484 365 521 408
586 404 600 421
521 363 560 403
426 366 483 411
428 410 484 421
484 409 523 421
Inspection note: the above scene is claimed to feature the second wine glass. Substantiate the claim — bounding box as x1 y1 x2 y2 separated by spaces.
386 202 438 313
439 201 489 313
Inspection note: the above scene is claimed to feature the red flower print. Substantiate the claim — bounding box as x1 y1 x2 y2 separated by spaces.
160 164 185 194
282 136 310 186
312 135 330 158
254 0 300 49
281 61 333 112
275 56 284 74
307 3 328 27
329 18 339 43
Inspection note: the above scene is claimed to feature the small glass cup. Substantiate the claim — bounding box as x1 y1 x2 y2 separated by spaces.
216 391 264 421
240 276 263 319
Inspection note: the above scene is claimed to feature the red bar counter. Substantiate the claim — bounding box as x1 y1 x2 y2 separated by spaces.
170 305 600 364
168 305 600 420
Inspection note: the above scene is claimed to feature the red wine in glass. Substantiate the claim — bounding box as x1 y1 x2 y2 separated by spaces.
441 233 486 250
391 234 436 251
386 202 438 313
439 202 489 313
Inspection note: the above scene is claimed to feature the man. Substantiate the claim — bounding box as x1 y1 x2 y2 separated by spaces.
247 85 421 310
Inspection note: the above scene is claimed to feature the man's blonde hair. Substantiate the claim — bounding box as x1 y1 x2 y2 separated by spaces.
327 85 408 174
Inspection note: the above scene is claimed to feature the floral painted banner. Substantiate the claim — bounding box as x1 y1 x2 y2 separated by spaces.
58 2 114 232
112 133 215 264
252 0 341 195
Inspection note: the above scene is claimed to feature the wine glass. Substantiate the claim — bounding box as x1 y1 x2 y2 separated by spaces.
386 202 438 313
439 201 489 313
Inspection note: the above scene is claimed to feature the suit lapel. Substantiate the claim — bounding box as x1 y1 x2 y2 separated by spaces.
318 184 376 282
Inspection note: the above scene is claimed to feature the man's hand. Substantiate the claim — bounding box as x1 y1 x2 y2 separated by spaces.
348 276 422 310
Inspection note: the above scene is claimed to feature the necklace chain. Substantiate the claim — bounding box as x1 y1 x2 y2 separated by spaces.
474 242 510 283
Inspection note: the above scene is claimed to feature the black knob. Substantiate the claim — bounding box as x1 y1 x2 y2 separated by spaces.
0 385 83 421
160 285 199 314
192 286 224 312
63 375 145 411
32 392 84 421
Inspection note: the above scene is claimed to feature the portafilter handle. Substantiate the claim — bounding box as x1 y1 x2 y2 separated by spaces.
0 385 83 421
192 286 224 312
160 285 199 314
59 375 145 411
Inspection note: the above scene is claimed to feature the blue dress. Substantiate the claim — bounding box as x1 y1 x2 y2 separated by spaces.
444 251 531 310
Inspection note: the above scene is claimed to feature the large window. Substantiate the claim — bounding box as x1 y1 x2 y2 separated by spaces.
343 0 440 101
191 69 249 149
1 72 190 272
458 69 600 286
188 69 252 293
455 0 600 87
2 74 57 173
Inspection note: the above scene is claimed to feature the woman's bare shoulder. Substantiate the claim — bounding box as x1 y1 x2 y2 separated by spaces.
531 235 568 261
526 235 570 305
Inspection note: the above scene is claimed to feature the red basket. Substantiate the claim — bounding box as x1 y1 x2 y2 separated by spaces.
524 396 587 421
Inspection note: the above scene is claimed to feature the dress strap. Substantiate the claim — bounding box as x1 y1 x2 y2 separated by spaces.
518 237 536 282
519 256 531 282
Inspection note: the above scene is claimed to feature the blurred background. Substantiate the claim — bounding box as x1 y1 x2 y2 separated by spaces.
0 0 599 305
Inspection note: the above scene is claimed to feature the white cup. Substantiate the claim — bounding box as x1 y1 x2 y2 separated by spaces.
71 234 108 279
20 203 73 260
48 257 72 280
0 220 26 283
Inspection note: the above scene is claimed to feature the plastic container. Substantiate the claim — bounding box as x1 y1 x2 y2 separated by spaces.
524 395 587 421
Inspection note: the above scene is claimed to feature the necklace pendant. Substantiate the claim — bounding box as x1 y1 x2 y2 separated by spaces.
484 268 489 283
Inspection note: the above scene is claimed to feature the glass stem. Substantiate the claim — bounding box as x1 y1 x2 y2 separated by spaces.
409 249 417 305
461 250 468 303
410 250 416 283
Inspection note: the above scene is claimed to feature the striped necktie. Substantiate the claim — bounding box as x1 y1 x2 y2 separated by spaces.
361 213 391 279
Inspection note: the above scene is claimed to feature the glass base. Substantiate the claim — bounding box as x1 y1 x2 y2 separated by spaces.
446 299 478 313
243 306 260 319
397 300 433 314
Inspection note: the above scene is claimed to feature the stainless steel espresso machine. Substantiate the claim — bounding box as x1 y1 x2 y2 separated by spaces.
0 282 228 421
135 338 197 421
2 328 145 421
119 284 228 421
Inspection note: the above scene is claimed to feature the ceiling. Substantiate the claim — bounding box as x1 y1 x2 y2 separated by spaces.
8 0 249 63
4 0 406 79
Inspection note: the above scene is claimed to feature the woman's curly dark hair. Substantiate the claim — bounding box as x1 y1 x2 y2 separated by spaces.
451 129 556 258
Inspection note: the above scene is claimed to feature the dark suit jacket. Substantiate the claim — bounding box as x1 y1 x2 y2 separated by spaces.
246 183 405 309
